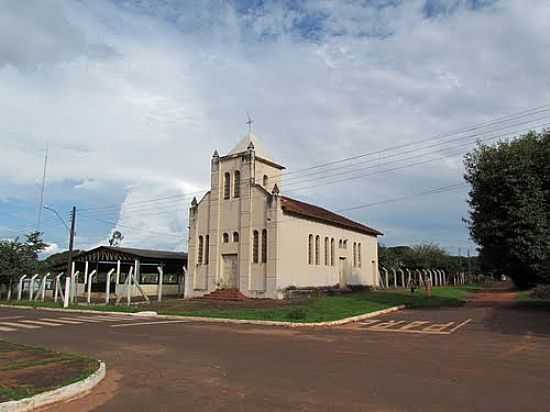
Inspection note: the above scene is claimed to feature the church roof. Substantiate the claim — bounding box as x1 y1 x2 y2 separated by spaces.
227 133 274 162
280 196 383 237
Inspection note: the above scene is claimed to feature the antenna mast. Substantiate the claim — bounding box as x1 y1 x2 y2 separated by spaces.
37 145 48 231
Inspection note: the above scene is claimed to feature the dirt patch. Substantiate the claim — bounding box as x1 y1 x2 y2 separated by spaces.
467 290 518 305
0 341 98 402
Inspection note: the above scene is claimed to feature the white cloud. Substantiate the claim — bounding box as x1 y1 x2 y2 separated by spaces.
1 0 550 250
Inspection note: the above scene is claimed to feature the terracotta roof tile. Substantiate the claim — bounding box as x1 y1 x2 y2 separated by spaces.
280 196 383 237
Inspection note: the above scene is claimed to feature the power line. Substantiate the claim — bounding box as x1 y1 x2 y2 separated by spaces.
77 104 550 216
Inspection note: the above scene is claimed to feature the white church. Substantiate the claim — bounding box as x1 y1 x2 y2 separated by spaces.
187 132 383 299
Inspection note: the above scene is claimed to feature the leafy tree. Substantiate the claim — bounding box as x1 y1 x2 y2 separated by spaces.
0 232 49 299
464 131 550 288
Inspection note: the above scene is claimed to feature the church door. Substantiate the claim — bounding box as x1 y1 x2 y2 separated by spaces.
339 257 347 287
222 254 239 289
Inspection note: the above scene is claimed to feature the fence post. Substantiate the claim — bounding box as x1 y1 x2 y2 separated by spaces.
157 266 164 303
105 268 115 305
87 270 97 304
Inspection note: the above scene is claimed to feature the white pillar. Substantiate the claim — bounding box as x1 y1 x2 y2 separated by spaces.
29 274 39 301
183 266 190 299
398 269 405 288
157 266 164 302
87 270 97 304
406 269 412 286
116 260 121 284
70 261 76 303
105 268 115 305
84 261 89 285
40 273 51 301
63 276 71 308
18 275 27 301
127 266 134 306
391 268 397 288
54 273 63 302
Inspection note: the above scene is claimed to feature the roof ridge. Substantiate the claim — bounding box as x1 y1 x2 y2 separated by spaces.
280 195 383 236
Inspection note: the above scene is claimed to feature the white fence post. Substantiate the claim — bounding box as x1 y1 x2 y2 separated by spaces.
29 274 39 301
54 273 63 303
105 268 115 305
40 273 51 301
63 276 71 308
17 275 27 301
157 266 164 303
87 270 97 304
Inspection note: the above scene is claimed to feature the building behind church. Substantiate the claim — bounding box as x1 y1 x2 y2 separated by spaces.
187 133 383 299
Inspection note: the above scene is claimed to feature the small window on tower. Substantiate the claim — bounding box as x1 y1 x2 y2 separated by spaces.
223 233 229 243
233 232 239 242
263 175 268 187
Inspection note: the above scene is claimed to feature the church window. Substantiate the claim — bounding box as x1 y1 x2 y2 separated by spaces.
324 237 329 266
261 229 267 263
223 233 229 243
253 230 259 263
343 240 348 249
315 235 320 265
353 242 357 267
234 171 240 198
233 232 239 242
339 239 343 248
224 172 231 199
308 235 313 265
198 236 204 265
358 243 362 268
204 235 209 265
330 238 335 266
263 175 269 187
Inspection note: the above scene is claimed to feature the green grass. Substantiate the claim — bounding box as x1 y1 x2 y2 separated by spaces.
2 287 472 323
0 340 98 402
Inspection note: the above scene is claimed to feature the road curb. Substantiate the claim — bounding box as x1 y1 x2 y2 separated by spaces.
0 361 106 412
0 303 404 327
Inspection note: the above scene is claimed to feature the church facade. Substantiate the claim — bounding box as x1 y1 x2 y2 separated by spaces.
187 134 383 299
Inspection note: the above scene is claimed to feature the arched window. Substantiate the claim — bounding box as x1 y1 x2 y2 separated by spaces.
353 242 357 267
324 237 329 266
224 172 231 199
223 233 229 243
330 238 335 266
233 232 239 242
261 229 267 263
339 239 342 248
253 230 259 263
263 175 268 187
308 234 313 265
358 243 362 268
234 170 240 198
343 240 348 249
198 236 204 265
204 235 209 265
315 235 320 265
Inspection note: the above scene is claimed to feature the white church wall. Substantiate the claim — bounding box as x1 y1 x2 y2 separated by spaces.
275 213 379 291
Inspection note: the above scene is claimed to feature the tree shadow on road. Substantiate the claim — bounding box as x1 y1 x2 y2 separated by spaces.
483 301 550 338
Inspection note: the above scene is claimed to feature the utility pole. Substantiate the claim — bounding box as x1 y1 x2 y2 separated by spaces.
66 206 77 280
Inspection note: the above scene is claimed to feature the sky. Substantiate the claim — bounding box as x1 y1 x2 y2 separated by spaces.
1 0 549 257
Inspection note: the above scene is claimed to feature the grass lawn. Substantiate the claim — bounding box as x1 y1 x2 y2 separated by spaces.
0 341 98 402
2 286 472 323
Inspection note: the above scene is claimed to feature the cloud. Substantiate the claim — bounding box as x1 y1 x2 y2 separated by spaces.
1 0 550 251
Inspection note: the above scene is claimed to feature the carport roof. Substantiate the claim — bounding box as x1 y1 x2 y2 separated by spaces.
73 246 187 263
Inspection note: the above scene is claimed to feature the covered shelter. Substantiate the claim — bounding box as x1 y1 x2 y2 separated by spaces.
54 246 187 300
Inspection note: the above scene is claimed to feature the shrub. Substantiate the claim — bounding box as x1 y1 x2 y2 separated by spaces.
530 284 550 300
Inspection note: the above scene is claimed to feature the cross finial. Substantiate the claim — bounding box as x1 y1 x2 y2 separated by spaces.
246 112 254 134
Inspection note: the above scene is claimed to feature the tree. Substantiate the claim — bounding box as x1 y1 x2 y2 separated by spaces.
0 232 49 299
464 131 550 288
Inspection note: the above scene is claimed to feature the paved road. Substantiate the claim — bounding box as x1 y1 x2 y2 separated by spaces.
1 293 550 411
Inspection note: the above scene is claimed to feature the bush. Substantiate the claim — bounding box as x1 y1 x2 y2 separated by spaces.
285 308 307 320
530 285 550 300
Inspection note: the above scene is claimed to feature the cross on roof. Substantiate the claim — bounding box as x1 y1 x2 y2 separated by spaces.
246 113 254 134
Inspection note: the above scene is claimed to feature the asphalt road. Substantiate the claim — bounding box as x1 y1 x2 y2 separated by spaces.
1 293 549 411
